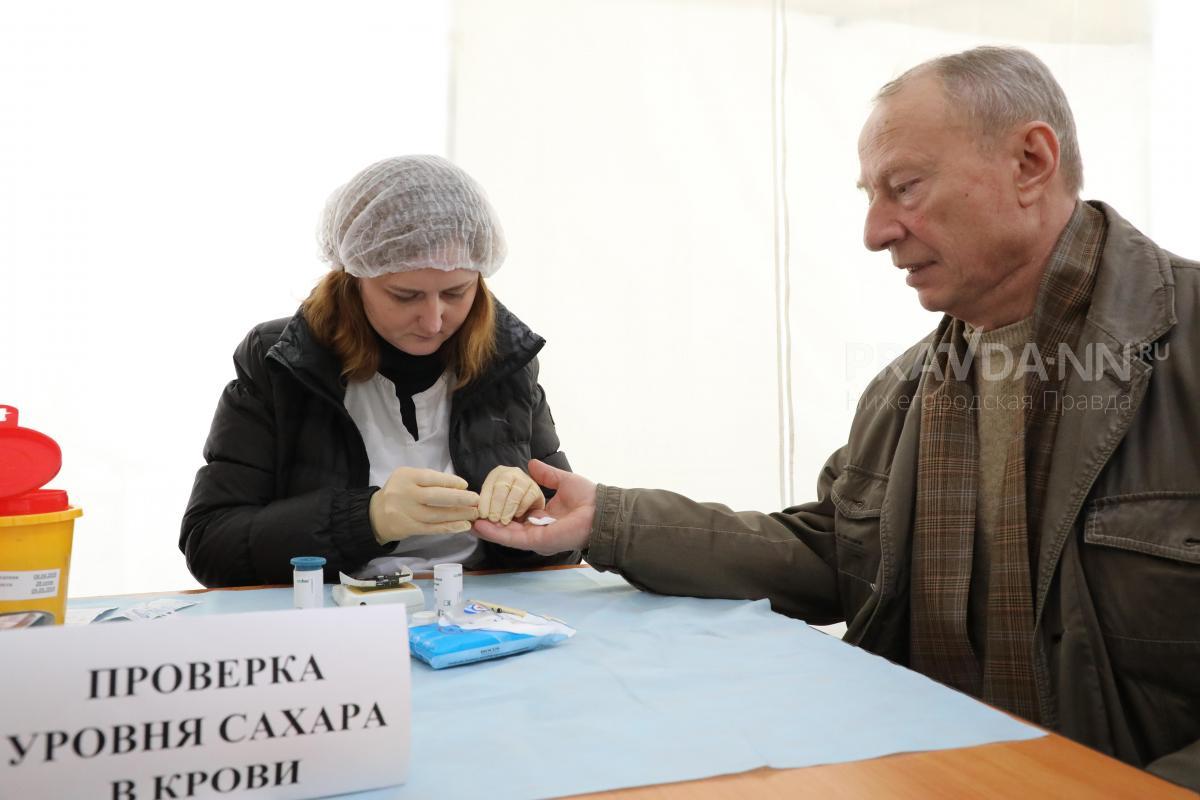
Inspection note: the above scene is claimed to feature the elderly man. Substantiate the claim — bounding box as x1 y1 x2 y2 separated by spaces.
473 47 1200 789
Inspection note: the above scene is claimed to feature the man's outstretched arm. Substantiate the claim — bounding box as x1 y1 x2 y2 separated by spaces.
473 456 846 623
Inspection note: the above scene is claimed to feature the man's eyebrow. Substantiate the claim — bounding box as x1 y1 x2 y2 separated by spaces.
857 163 909 193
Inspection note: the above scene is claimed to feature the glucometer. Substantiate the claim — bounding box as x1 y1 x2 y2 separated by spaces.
331 568 425 612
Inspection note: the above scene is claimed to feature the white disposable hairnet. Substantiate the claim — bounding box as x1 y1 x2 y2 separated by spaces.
319 155 506 278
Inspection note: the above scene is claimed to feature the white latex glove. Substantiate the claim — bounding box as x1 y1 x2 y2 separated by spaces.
368 467 480 544
477 465 546 525
472 460 595 554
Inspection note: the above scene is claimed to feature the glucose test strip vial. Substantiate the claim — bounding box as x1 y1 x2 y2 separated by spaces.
291 556 327 609
433 562 463 620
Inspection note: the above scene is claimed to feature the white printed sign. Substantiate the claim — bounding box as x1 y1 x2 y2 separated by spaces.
0 605 411 799
0 568 61 601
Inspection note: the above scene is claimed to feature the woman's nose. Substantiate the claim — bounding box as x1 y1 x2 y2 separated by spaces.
418 299 444 334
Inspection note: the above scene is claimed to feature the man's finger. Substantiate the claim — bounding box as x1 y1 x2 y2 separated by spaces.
527 459 562 490
472 518 531 549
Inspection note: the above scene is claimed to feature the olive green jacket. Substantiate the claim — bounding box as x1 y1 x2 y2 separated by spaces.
586 203 1200 790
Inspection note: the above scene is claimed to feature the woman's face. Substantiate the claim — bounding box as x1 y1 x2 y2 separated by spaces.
359 268 479 356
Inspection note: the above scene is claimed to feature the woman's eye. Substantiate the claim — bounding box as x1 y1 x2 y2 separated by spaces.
442 291 467 300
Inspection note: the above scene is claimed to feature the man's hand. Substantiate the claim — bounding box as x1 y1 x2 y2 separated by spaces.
472 459 596 554
369 467 480 544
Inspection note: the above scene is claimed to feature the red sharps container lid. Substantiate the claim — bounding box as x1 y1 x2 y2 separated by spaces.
0 406 70 515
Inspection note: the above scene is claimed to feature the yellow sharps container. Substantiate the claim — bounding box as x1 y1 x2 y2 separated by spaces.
0 406 82 627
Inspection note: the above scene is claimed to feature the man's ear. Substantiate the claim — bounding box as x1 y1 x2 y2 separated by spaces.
1012 120 1060 207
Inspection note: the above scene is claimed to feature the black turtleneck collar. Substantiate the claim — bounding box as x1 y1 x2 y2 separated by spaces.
375 333 446 398
373 334 447 442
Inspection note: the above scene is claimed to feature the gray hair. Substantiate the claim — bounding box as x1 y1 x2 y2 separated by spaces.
877 46 1082 195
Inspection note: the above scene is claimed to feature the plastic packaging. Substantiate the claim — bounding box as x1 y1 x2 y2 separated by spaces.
409 600 576 669
291 556 326 609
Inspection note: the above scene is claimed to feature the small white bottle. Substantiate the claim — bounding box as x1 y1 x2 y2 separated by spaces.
433 562 463 621
291 556 327 609
409 610 437 628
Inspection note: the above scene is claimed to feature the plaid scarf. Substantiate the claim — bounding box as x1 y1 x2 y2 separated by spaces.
909 203 1105 721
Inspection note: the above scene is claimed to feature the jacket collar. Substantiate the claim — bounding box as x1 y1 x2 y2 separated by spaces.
1081 201 1177 350
1033 202 1176 617
461 299 546 398
268 314 344 402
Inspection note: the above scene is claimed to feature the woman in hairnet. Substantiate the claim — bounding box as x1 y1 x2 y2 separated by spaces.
181 156 578 587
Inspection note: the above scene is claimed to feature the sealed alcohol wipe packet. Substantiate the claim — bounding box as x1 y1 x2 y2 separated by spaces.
408 600 576 669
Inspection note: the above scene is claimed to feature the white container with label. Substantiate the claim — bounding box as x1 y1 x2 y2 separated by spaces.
291 556 327 609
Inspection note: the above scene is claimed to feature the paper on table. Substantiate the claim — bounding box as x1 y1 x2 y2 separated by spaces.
64 606 117 625
101 598 199 622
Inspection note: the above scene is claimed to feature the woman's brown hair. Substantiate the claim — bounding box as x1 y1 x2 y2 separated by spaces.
301 271 496 390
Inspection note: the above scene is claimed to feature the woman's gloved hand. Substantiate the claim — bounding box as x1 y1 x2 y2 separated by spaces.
477 465 546 525
368 467 481 544
472 460 595 554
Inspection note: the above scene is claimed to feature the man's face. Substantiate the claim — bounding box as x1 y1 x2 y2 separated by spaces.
857 75 1026 323
359 268 479 356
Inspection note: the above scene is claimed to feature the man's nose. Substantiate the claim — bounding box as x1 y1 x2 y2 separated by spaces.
863 200 905 253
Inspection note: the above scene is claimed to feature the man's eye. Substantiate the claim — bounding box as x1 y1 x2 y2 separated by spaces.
895 179 919 197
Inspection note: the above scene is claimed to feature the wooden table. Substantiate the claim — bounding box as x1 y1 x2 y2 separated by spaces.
573 731 1190 798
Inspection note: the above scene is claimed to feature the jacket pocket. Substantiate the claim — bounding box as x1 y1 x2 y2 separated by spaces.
830 468 886 615
1081 492 1200 645
1080 493 1200 766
